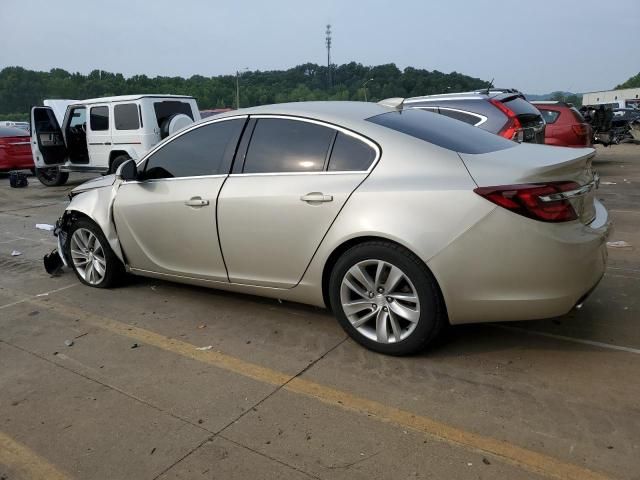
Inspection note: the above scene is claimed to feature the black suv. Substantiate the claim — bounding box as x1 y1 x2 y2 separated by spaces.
403 89 546 144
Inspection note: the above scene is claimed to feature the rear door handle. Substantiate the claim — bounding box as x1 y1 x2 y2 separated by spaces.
300 192 333 203
185 197 209 207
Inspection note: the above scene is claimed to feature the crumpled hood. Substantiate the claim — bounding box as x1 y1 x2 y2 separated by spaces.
70 174 117 197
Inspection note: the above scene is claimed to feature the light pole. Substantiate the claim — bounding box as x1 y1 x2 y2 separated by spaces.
362 78 374 102
235 68 249 109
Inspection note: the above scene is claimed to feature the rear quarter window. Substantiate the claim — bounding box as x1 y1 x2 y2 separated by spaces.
539 109 560 124
366 109 514 154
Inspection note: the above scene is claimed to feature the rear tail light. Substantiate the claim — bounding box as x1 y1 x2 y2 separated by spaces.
572 124 589 137
474 182 580 222
489 99 523 141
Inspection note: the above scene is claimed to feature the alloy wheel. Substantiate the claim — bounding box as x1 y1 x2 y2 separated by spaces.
70 228 107 285
340 259 420 343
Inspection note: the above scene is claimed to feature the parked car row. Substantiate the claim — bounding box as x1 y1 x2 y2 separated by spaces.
0 89 616 184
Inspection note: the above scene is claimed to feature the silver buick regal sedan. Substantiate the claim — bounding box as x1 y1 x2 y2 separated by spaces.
45 101 610 355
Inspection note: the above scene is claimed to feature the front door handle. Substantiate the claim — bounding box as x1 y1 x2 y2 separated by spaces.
300 192 333 203
185 196 209 207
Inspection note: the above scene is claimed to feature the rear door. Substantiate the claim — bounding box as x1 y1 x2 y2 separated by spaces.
217 116 379 288
30 106 68 168
87 104 112 169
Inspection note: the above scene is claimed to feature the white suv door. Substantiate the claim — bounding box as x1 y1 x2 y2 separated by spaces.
87 104 112 170
30 106 68 169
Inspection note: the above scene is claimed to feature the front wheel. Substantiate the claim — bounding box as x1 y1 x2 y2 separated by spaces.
329 241 446 356
66 219 123 288
36 167 69 186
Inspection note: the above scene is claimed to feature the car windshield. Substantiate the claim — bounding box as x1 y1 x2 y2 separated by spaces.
366 109 515 154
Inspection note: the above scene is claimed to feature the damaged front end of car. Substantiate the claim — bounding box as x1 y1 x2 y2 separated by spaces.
43 174 125 275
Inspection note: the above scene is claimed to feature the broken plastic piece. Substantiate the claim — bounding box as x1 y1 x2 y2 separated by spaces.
44 249 64 275
607 241 632 248
11 250 22 256
35 223 55 231
64 339 74 347
195 345 213 351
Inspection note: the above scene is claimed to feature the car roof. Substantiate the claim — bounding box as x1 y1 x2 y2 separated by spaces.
65 94 195 106
404 90 521 104
530 101 573 108
201 101 392 128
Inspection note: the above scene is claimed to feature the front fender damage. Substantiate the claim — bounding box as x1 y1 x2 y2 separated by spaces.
46 180 125 274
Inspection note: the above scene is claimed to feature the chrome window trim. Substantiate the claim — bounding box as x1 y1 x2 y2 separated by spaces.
122 173 228 185
237 114 381 175
409 106 488 127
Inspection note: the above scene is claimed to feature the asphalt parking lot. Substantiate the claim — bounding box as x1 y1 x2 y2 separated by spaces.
1 145 638 480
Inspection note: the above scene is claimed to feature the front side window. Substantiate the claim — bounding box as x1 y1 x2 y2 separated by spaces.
328 132 376 171
90 106 109 131
243 118 335 173
69 107 86 128
114 103 140 130
142 118 244 180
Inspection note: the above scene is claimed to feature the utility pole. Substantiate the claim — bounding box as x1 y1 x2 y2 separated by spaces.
325 24 332 87
236 71 240 109
362 78 374 102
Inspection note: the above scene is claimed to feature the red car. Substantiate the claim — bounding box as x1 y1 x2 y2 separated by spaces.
531 101 592 147
0 126 34 171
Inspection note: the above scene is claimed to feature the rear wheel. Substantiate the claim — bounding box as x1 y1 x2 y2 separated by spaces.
35 167 69 186
66 218 123 288
329 241 446 356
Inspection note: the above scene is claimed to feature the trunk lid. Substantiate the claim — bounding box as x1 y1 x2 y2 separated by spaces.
460 143 598 224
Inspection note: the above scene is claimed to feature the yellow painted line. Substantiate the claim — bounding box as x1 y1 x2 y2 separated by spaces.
0 431 69 480
22 297 610 480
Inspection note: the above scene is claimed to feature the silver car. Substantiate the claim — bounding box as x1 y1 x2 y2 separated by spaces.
50 101 610 355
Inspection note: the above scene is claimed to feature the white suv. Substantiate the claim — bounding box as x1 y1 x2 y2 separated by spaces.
30 94 200 186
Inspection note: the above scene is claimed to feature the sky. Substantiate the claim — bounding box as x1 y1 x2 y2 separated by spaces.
1 0 638 94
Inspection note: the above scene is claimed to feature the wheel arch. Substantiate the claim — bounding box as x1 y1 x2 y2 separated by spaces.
108 150 133 171
320 235 447 318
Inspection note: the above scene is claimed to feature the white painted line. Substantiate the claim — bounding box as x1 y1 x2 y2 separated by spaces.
491 324 640 355
0 283 78 311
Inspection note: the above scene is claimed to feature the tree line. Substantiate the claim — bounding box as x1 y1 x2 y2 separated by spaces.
0 63 490 121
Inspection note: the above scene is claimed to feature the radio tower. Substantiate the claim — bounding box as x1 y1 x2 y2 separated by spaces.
325 24 332 87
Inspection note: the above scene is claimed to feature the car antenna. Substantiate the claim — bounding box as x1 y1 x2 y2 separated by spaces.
484 78 495 95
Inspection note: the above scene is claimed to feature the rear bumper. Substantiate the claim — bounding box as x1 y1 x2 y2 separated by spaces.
427 200 611 325
0 154 34 171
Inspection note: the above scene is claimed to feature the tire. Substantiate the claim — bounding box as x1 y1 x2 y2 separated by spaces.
35 167 69 186
329 241 446 356
109 155 131 174
65 218 123 288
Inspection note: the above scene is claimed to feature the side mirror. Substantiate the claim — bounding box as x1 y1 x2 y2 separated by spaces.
116 159 138 181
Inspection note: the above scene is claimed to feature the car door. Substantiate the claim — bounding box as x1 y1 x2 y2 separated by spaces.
30 106 68 169
113 116 247 281
87 104 112 169
217 116 379 288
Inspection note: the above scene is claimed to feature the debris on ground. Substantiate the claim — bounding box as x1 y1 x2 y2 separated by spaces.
64 339 74 347
35 223 55 231
482 458 491 465
607 240 633 248
131 343 139 349
195 345 213 351
600 181 617 185
197 324 206 329
10 250 22 256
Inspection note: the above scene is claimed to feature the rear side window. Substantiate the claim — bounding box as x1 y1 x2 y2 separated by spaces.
243 118 335 173
143 118 244 179
328 132 376 171
367 109 514 154
90 106 109 131
154 101 194 127
114 104 140 130
437 108 482 126
570 107 586 123
539 109 560 124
